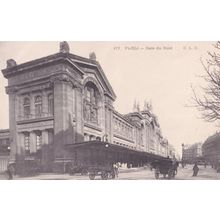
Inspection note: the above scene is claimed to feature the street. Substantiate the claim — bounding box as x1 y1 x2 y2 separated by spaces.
0 164 218 180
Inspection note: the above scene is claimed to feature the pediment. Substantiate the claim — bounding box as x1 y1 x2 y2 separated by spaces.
69 57 116 101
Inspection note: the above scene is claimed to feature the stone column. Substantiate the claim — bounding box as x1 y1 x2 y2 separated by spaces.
42 130 49 145
99 102 105 137
75 87 83 143
109 107 114 143
72 88 76 143
41 130 49 171
53 77 76 158
72 87 76 119
18 133 25 153
18 95 23 120
104 105 109 141
8 90 18 162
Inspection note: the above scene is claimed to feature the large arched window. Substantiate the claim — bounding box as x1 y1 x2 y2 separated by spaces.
48 94 54 115
23 97 30 118
35 96 42 117
83 82 101 124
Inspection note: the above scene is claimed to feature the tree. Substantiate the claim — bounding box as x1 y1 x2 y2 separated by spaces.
192 42 220 122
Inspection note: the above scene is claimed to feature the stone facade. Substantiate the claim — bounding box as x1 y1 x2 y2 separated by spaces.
202 132 220 166
1 42 169 173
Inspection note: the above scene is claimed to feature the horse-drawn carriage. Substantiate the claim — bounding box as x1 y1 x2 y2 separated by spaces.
87 165 116 180
66 162 116 180
151 158 177 179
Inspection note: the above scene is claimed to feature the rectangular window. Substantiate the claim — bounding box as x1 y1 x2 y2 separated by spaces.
24 133 30 151
24 106 30 118
36 132 42 150
35 105 42 117
48 94 54 115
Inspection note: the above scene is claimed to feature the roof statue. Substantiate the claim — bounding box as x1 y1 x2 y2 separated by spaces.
143 99 152 112
137 101 140 112
148 100 153 111
89 52 96 60
133 99 137 112
60 41 70 53
143 100 148 111
6 59 17 68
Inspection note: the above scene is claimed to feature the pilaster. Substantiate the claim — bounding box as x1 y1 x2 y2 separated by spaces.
53 76 77 158
75 87 83 143
8 91 17 161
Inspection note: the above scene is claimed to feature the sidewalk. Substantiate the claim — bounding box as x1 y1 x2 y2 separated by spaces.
10 167 146 180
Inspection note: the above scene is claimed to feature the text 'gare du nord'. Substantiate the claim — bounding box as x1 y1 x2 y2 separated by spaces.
0 42 177 178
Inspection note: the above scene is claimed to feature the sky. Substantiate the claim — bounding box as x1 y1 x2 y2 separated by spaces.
0 41 218 155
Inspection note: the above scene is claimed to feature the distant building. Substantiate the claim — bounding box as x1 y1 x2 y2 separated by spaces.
202 132 220 166
182 143 202 163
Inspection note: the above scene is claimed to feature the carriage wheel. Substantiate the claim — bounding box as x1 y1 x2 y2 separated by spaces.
101 171 108 180
89 173 96 180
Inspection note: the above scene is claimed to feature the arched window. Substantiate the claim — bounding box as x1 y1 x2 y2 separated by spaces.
48 94 54 115
23 97 30 118
35 96 42 117
83 82 101 124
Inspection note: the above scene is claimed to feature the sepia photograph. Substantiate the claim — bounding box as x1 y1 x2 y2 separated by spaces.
1 1 220 220
0 41 220 180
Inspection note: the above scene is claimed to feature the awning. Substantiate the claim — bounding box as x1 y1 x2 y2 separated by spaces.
65 141 167 161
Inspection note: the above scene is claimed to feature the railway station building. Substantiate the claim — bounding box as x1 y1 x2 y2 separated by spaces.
1 42 170 173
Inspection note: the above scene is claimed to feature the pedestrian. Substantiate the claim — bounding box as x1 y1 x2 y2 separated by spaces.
7 163 15 180
192 162 199 177
174 161 179 175
113 163 119 178
204 162 207 168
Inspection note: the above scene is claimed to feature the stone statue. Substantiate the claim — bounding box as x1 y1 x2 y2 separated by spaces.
7 59 17 68
144 100 148 110
83 101 90 121
60 41 70 53
90 106 98 123
133 99 137 112
89 52 96 60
